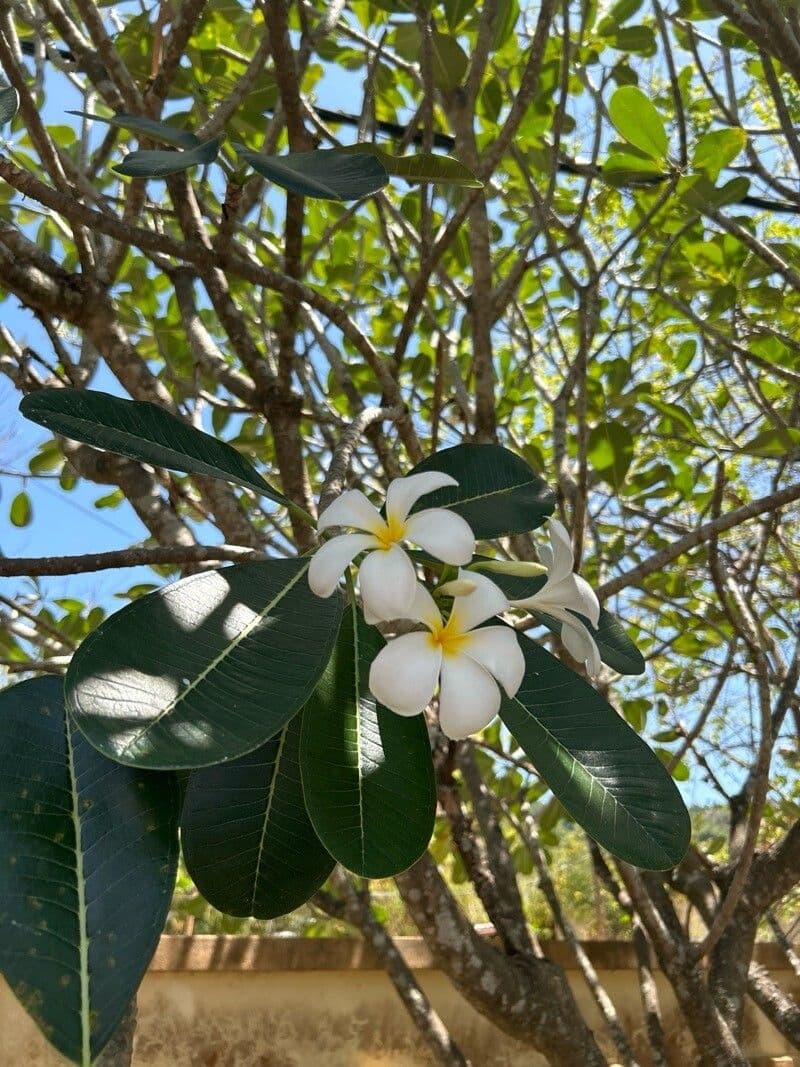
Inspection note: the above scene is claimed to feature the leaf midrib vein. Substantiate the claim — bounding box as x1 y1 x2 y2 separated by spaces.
65 724 91 1066
505 694 675 867
251 729 288 915
112 561 309 758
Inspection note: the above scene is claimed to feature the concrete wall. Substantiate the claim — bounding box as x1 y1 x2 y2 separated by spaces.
1 937 797 1066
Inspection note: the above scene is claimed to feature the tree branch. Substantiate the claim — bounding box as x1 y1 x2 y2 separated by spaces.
599 482 800 599
0 544 264 578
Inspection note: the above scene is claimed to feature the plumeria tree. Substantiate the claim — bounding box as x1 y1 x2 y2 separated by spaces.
0 0 799 1065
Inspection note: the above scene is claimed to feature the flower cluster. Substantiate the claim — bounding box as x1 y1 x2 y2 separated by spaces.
309 473 601 739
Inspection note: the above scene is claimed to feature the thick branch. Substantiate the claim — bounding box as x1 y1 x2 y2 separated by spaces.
395 854 607 1066
747 962 800 1050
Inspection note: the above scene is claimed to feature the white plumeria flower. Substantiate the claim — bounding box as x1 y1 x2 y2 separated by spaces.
510 517 602 676
308 472 475 623
368 571 525 740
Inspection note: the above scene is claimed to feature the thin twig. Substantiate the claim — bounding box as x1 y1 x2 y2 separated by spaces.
0 544 265 577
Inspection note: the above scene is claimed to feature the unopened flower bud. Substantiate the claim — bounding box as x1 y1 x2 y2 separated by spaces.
473 560 547 578
438 578 478 597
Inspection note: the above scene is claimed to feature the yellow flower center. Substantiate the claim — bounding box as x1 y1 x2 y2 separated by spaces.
428 618 469 657
375 514 406 550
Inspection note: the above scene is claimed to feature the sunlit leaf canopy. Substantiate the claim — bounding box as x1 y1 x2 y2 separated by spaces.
0 0 798 839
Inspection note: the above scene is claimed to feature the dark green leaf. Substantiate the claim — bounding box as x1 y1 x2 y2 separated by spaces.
234 144 388 200
343 144 482 187
590 610 646 675
602 151 664 183
300 603 436 878
408 443 556 538
480 76 504 123
535 606 646 676
20 388 287 505
113 137 220 177
0 677 179 1065
0 86 19 126
587 421 634 487
500 639 690 869
182 715 334 918
9 491 32 527
67 111 200 150
66 558 344 770
608 86 668 160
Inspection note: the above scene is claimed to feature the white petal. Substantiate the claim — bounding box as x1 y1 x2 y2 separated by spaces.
463 626 526 697
366 582 440 630
308 534 378 597
564 573 601 626
369 632 441 716
545 518 575 582
534 572 600 628
560 614 603 676
438 654 501 739
404 508 475 566
385 472 458 525
358 543 418 622
362 601 384 626
408 582 443 631
317 489 385 535
448 570 509 633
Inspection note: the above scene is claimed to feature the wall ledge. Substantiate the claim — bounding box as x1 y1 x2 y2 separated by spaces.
149 936 797 973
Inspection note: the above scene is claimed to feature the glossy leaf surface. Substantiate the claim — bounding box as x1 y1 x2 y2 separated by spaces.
0 677 179 1065
182 715 334 918
67 559 344 769
500 638 690 869
235 144 389 200
300 603 436 877
20 388 287 504
113 136 220 177
408 443 556 538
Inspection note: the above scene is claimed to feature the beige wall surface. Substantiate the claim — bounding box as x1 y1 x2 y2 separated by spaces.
1 938 798 1066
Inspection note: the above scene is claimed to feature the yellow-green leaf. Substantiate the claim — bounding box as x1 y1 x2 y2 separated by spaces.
608 86 669 160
